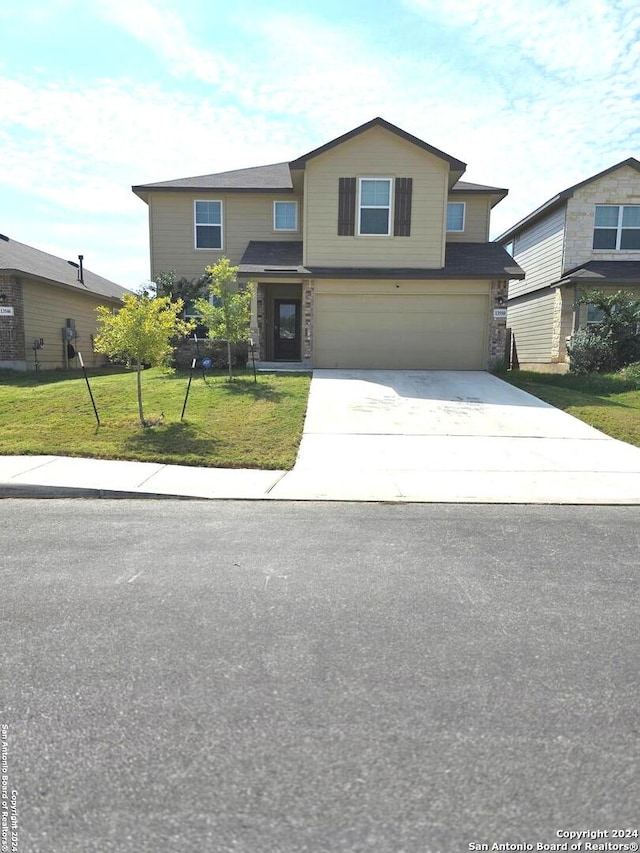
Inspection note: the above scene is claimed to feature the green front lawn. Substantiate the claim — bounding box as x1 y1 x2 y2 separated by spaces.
497 367 640 448
0 367 311 469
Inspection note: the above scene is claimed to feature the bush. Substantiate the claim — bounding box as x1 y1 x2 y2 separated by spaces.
618 361 640 385
567 328 617 374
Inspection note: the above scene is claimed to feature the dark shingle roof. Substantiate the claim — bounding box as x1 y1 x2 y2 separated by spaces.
450 180 508 206
239 241 306 274
0 234 129 300
561 261 640 283
238 241 523 280
496 158 640 243
133 162 293 194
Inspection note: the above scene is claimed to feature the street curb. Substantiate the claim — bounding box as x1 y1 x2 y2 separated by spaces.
0 485 205 500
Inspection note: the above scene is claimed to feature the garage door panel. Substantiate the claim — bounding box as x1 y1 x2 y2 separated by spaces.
314 292 488 369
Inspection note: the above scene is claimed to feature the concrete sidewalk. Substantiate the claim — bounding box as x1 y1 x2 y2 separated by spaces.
0 455 287 500
2 370 640 504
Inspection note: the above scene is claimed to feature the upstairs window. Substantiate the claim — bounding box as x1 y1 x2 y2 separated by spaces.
593 205 640 250
274 201 298 231
447 202 465 232
358 178 392 235
195 200 223 249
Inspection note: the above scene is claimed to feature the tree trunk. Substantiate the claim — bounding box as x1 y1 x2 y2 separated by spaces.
227 339 233 381
136 360 145 425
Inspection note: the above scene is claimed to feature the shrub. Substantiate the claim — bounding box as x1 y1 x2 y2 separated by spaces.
567 328 617 374
618 361 640 386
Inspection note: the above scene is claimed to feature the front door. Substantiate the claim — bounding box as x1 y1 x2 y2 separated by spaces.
274 299 301 360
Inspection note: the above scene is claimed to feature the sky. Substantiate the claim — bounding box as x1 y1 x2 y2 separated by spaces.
1 0 639 289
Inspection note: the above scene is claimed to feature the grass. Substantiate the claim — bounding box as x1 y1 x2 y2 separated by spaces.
496 365 640 447
0 367 311 469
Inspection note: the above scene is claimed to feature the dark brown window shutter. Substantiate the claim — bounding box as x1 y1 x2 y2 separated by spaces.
338 177 356 236
394 177 413 236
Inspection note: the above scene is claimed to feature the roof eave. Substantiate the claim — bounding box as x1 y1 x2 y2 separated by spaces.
496 194 568 243
0 268 126 300
132 185 294 195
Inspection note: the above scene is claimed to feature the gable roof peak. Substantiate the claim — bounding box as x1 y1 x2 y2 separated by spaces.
289 117 466 173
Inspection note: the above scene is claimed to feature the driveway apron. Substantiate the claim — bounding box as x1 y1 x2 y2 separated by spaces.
270 370 640 503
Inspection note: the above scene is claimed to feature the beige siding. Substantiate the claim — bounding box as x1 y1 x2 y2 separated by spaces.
446 194 491 242
564 165 640 270
508 206 566 299
507 289 556 363
22 278 121 369
149 192 303 280
303 126 449 268
313 279 490 369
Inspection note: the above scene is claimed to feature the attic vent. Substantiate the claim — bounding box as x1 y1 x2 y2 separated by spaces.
0 234 9 242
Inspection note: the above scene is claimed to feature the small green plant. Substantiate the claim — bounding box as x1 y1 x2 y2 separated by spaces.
94 294 194 426
194 258 255 381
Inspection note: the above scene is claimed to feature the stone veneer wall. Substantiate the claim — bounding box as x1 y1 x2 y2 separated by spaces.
0 274 26 368
255 284 265 361
302 280 313 363
564 165 640 271
488 280 508 367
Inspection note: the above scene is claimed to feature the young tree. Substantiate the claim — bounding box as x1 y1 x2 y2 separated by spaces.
194 258 255 380
94 294 194 426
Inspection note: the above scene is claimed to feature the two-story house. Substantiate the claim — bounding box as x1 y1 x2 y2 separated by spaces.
497 158 640 371
133 117 522 370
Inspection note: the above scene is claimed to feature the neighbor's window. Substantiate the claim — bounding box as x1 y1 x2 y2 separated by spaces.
358 178 392 235
447 202 465 232
274 201 298 231
593 205 640 250
586 304 606 325
194 200 223 249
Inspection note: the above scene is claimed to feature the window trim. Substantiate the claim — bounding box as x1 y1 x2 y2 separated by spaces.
273 200 298 232
446 201 466 233
593 204 640 251
357 177 393 237
194 199 223 250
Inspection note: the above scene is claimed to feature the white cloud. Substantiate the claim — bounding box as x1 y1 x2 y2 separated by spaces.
2 0 639 285
404 0 636 79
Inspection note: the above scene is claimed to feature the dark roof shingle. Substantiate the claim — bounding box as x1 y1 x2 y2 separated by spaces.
0 234 129 300
133 162 293 194
238 240 523 280
561 261 640 283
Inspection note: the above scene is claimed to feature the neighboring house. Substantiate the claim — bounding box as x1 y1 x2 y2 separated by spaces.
0 234 130 371
133 117 522 370
497 158 640 371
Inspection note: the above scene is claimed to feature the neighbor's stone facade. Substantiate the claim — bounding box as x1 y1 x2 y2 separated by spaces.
564 165 640 271
0 274 26 369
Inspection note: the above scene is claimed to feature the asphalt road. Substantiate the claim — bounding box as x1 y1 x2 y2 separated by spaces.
1 500 639 853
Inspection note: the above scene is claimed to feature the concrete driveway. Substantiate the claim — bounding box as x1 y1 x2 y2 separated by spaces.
271 369 640 503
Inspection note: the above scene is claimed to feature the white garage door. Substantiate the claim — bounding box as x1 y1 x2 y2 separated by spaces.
314 292 489 369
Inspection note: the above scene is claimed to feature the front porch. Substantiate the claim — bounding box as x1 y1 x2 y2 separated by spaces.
254 280 313 367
